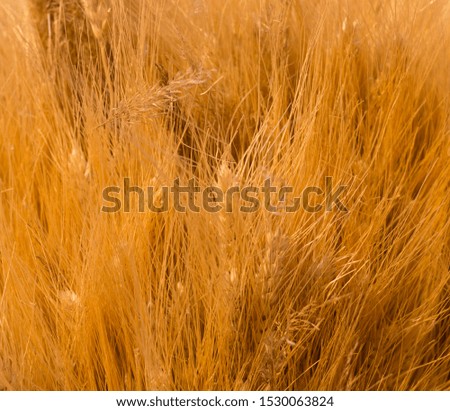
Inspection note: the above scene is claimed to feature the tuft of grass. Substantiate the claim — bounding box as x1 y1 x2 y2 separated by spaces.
0 0 448 390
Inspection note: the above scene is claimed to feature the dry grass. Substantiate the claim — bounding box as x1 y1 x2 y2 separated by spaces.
0 0 449 390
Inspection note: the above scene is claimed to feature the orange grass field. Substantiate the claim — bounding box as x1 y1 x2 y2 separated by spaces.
0 0 449 390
